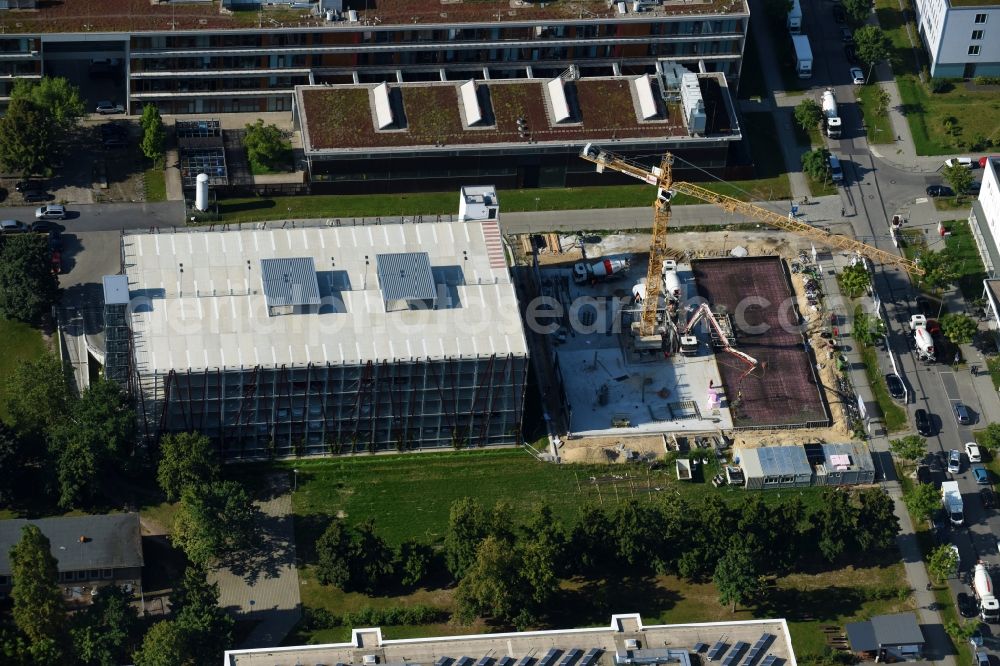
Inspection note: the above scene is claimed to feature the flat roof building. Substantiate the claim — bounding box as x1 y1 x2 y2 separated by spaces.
0 1 749 116
224 614 797 666
295 68 741 193
118 215 528 458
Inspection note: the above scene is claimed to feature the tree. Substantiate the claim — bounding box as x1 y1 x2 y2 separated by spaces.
855 488 900 551
140 104 166 164
904 482 941 523
71 585 139 666
928 543 959 582
9 525 64 645
445 497 491 579
794 99 823 132
157 432 219 501
172 480 261 567
977 423 1000 452
612 500 664 569
945 620 979 643
0 233 61 323
839 263 871 298
350 520 395 594
133 621 188 666
395 540 433 588
0 425 25 506
874 87 892 116
0 98 59 178
814 490 857 562
890 435 928 462
242 119 290 172
3 353 70 441
315 520 352 588
801 148 832 183
943 163 974 200
569 505 616 574
853 25 891 68
11 77 85 132
940 313 978 344
454 535 535 629
842 0 871 24
714 547 763 612
171 567 234 666
919 249 960 291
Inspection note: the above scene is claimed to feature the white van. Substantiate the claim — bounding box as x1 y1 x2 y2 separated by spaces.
944 157 974 169
829 154 844 183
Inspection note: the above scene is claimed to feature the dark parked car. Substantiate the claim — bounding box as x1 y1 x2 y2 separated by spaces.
926 185 955 197
845 44 860 64
22 189 50 203
833 4 846 22
841 27 853 42
959 592 979 618
955 402 973 425
967 181 982 195
47 231 62 252
30 220 56 233
915 408 934 436
15 180 42 193
982 487 997 509
917 464 932 485
885 373 905 400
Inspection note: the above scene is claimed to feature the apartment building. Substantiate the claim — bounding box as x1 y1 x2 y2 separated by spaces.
914 0 1000 78
0 0 749 115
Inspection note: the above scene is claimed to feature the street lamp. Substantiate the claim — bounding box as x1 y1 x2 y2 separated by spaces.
293 468 299 492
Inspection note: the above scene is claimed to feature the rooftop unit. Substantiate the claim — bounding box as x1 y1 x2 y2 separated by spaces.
546 77 572 124
376 251 437 311
680 73 706 135
634 75 659 120
459 79 485 126
459 185 499 221
260 257 322 316
373 82 395 130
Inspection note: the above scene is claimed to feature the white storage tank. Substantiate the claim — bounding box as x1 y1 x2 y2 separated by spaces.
195 173 209 212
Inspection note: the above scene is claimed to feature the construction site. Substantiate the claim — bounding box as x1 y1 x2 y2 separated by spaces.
512 145 925 466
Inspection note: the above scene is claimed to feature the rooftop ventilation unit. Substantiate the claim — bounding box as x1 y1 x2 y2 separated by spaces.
260 257 322 317
680 72 706 135
376 252 437 311
373 82 394 129
459 79 483 126
546 77 571 123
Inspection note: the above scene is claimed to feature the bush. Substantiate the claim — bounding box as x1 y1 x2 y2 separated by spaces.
301 605 449 630
974 76 1000 86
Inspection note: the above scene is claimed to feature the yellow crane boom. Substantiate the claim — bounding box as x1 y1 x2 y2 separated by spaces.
579 146 923 337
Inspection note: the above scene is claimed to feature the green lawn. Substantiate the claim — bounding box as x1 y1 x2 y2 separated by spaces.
0 318 46 423
857 85 896 144
217 176 793 224
933 196 975 212
874 0 926 78
807 175 839 198
895 75 1000 156
852 306 908 432
144 165 167 203
985 356 1000 390
943 219 989 299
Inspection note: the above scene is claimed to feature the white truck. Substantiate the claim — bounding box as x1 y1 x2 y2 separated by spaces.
573 257 629 284
822 89 842 138
791 35 813 79
910 314 936 363
942 480 964 526
787 0 802 34
974 562 1000 622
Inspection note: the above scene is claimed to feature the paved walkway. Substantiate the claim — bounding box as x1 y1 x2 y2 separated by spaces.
210 474 302 649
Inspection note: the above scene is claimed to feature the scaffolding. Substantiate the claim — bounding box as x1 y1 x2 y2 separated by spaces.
134 354 529 460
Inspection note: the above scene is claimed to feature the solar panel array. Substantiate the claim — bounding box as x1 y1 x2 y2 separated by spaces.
721 642 748 666
707 640 729 661
435 658 453 666
477 657 495 666
425 645 601 666
498 657 516 666
758 655 779 666
559 649 582 666
516 656 534 666
580 648 602 666
455 657 474 666
538 648 562 666
741 634 775 666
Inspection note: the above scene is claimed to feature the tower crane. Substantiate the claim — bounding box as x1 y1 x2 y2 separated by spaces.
579 144 924 345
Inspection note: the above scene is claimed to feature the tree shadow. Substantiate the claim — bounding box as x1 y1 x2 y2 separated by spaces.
545 574 682 627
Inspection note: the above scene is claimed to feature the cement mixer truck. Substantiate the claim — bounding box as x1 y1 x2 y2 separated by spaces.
661 259 683 303
822 89 842 139
910 315 936 363
974 562 1000 622
573 257 629 284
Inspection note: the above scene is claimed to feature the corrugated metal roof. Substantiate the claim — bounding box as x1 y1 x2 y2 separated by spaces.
260 257 321 308
871 613 924 646
0 513 143 574
376 252 436 302
821 442 875 471
752 445 812 477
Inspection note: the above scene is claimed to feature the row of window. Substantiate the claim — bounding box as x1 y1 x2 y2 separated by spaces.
1 569 117 586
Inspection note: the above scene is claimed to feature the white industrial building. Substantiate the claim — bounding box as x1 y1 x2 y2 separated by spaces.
112 198 529 459
224 613 797 666
914 0 1000 78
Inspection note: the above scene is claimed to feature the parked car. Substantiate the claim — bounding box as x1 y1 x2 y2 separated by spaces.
926 185 955 197
34 204 66 221
841 27 853 42
22 189 51 203
47 231 62 252
885 373 905 400
980 156 999 168
960 592 979 618
982 487 997 510
917 464 931 485
833 4 846 22
915 408 934 436
0 219 28 233
14 180 42 193
955 403 973 425
95 100 125 115
29 220 57 233
975 650 990 666
949 449 962 474
974 465 990 485
966 442 982 463
50 250 61 275
945 157 974 169
967 181 982 195
850 67 865 85
845 44 860 64
970 627 984 648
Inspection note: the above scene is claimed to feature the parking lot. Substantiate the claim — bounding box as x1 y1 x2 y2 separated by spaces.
0 117 148 207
